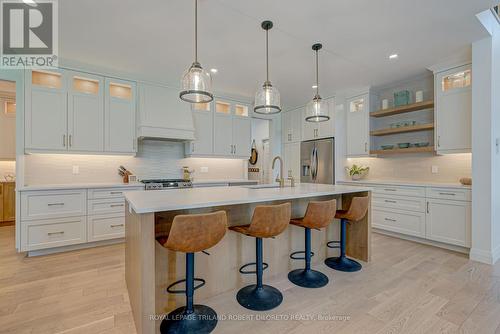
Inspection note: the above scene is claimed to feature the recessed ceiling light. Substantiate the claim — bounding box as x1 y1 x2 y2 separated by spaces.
312 85 318 89
210 68 218 74
389 54 399 60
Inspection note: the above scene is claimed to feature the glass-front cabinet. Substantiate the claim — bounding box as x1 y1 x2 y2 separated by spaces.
346 94 370 156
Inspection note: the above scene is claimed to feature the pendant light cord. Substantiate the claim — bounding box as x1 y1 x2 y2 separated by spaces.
194 0 198 63
266 29 269 82
315 49 319 96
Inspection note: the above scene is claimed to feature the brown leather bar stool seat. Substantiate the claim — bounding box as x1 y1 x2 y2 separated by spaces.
156 211 227 334
288 199 337 288
229 203 291 311
325 197 369 272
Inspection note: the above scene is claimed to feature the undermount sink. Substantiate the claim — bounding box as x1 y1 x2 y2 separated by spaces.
243 184 284 189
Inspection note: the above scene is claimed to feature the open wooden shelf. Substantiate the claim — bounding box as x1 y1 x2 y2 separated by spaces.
370 100 434 118
370 146 434 155
370 123 434 136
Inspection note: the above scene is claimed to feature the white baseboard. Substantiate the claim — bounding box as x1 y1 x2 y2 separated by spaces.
373 228 470 255
469 247 495 264
493 244 500 264
26 238 124 257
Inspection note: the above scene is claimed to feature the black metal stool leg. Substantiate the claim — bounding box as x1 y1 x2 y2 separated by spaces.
325 219 362 272
236 237 283 311
161 253 218 334
288 228 329 288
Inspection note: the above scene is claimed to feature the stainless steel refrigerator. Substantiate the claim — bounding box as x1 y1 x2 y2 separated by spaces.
300 138 335 184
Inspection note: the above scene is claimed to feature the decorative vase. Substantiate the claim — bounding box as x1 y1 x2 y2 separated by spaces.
351 174 362 181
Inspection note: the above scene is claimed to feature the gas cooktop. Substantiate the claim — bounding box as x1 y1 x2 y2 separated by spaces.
141 179 193 190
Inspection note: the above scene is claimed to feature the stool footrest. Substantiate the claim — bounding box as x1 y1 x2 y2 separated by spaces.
327 240 341 249
239 262 269 274
290 250 315 260
166 278 206 294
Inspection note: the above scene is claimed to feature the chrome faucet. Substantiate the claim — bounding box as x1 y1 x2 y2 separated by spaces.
272 156 285 188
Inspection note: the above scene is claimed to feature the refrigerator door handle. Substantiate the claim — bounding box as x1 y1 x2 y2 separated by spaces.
314 147 319 181
310 148 316 180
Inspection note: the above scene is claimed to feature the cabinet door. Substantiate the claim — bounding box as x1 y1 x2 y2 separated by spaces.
426 199 471 247
302 108 317 141
346 94 369 156
233 117 252 157
282 111 292 143
68 72 104 152
213 114 233 156
291 109 303 142
318 98 335 138
189 110 213 155
435 65 472 153
105 79 137 153
284 142 301 180
3 183 15 222
26 70 68 151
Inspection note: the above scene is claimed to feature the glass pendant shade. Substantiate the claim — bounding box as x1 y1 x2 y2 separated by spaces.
179 0 214 104
254 21 281 115
305 95 329 122
180 62 213 103
306 43 329 122
254 82 281 114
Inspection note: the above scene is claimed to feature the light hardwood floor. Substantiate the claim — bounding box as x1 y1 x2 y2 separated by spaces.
1 225 499 334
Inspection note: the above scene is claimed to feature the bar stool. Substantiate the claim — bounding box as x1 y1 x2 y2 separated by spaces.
325 197 369 272
288 199 337 288
229 203 291 311
156 211 227 334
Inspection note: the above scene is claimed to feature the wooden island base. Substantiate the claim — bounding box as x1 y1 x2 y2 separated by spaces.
125 190 370 333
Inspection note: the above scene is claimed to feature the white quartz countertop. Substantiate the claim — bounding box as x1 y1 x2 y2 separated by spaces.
19 182 145 191
338 179 471 189
192 179 258 185
124 183 371 214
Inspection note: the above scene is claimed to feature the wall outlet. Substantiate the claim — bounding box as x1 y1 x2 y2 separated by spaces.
200 167 209 173
72 165 80 175
431 166 439 174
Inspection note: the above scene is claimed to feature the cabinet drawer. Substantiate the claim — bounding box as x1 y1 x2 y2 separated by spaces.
372 194 426 213
88 186 143 200
21 189 86 220
372 185 425 198
21 216 87 251
88 214 124 242
372 208 426 238
425 187 471 201
88 198 125 215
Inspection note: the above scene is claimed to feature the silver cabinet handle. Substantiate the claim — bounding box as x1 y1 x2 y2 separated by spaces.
437 136 441 147
365 142 368 152
110 191 122 195
427 201 430 213
233 144 236 154
47 203 65 206
69 135 72 147
192 143 195 152
110 204 124 207
110 224 124 228
384 200 397 203
384 218 396 222
47 231 64 235
439 192 456 196
384 188 397 192
63 134 66 147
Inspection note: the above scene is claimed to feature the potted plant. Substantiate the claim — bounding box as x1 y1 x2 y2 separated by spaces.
345 164 369 181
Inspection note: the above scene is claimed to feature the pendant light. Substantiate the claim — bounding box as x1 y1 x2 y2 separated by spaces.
305 43 329 122
254 21 281 115
180 0 213 104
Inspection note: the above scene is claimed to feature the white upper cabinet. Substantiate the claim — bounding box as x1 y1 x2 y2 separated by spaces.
213 113 233 156
137 83 195 141
232 117 252 157
283 142 300 180
186 102 213 156
434 64 472 154
346 94 370 156
26 69 68 151
282 108 302 143
67 71 104 152
105 79 137 154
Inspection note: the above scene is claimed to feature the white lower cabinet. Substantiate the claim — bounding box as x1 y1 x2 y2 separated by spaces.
21 216 87 251
426 199 471 247
20 185 143 252
373 208 426 238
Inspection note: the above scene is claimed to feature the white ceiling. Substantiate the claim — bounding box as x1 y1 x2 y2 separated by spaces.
60 0 495 109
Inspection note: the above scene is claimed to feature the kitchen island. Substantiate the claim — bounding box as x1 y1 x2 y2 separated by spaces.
124 183 371 334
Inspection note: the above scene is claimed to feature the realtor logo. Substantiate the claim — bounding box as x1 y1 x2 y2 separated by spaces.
1 0 58 68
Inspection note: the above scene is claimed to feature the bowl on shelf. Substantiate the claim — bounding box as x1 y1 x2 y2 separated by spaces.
414 142 430 147
381 145 394 150
397 143 411 149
